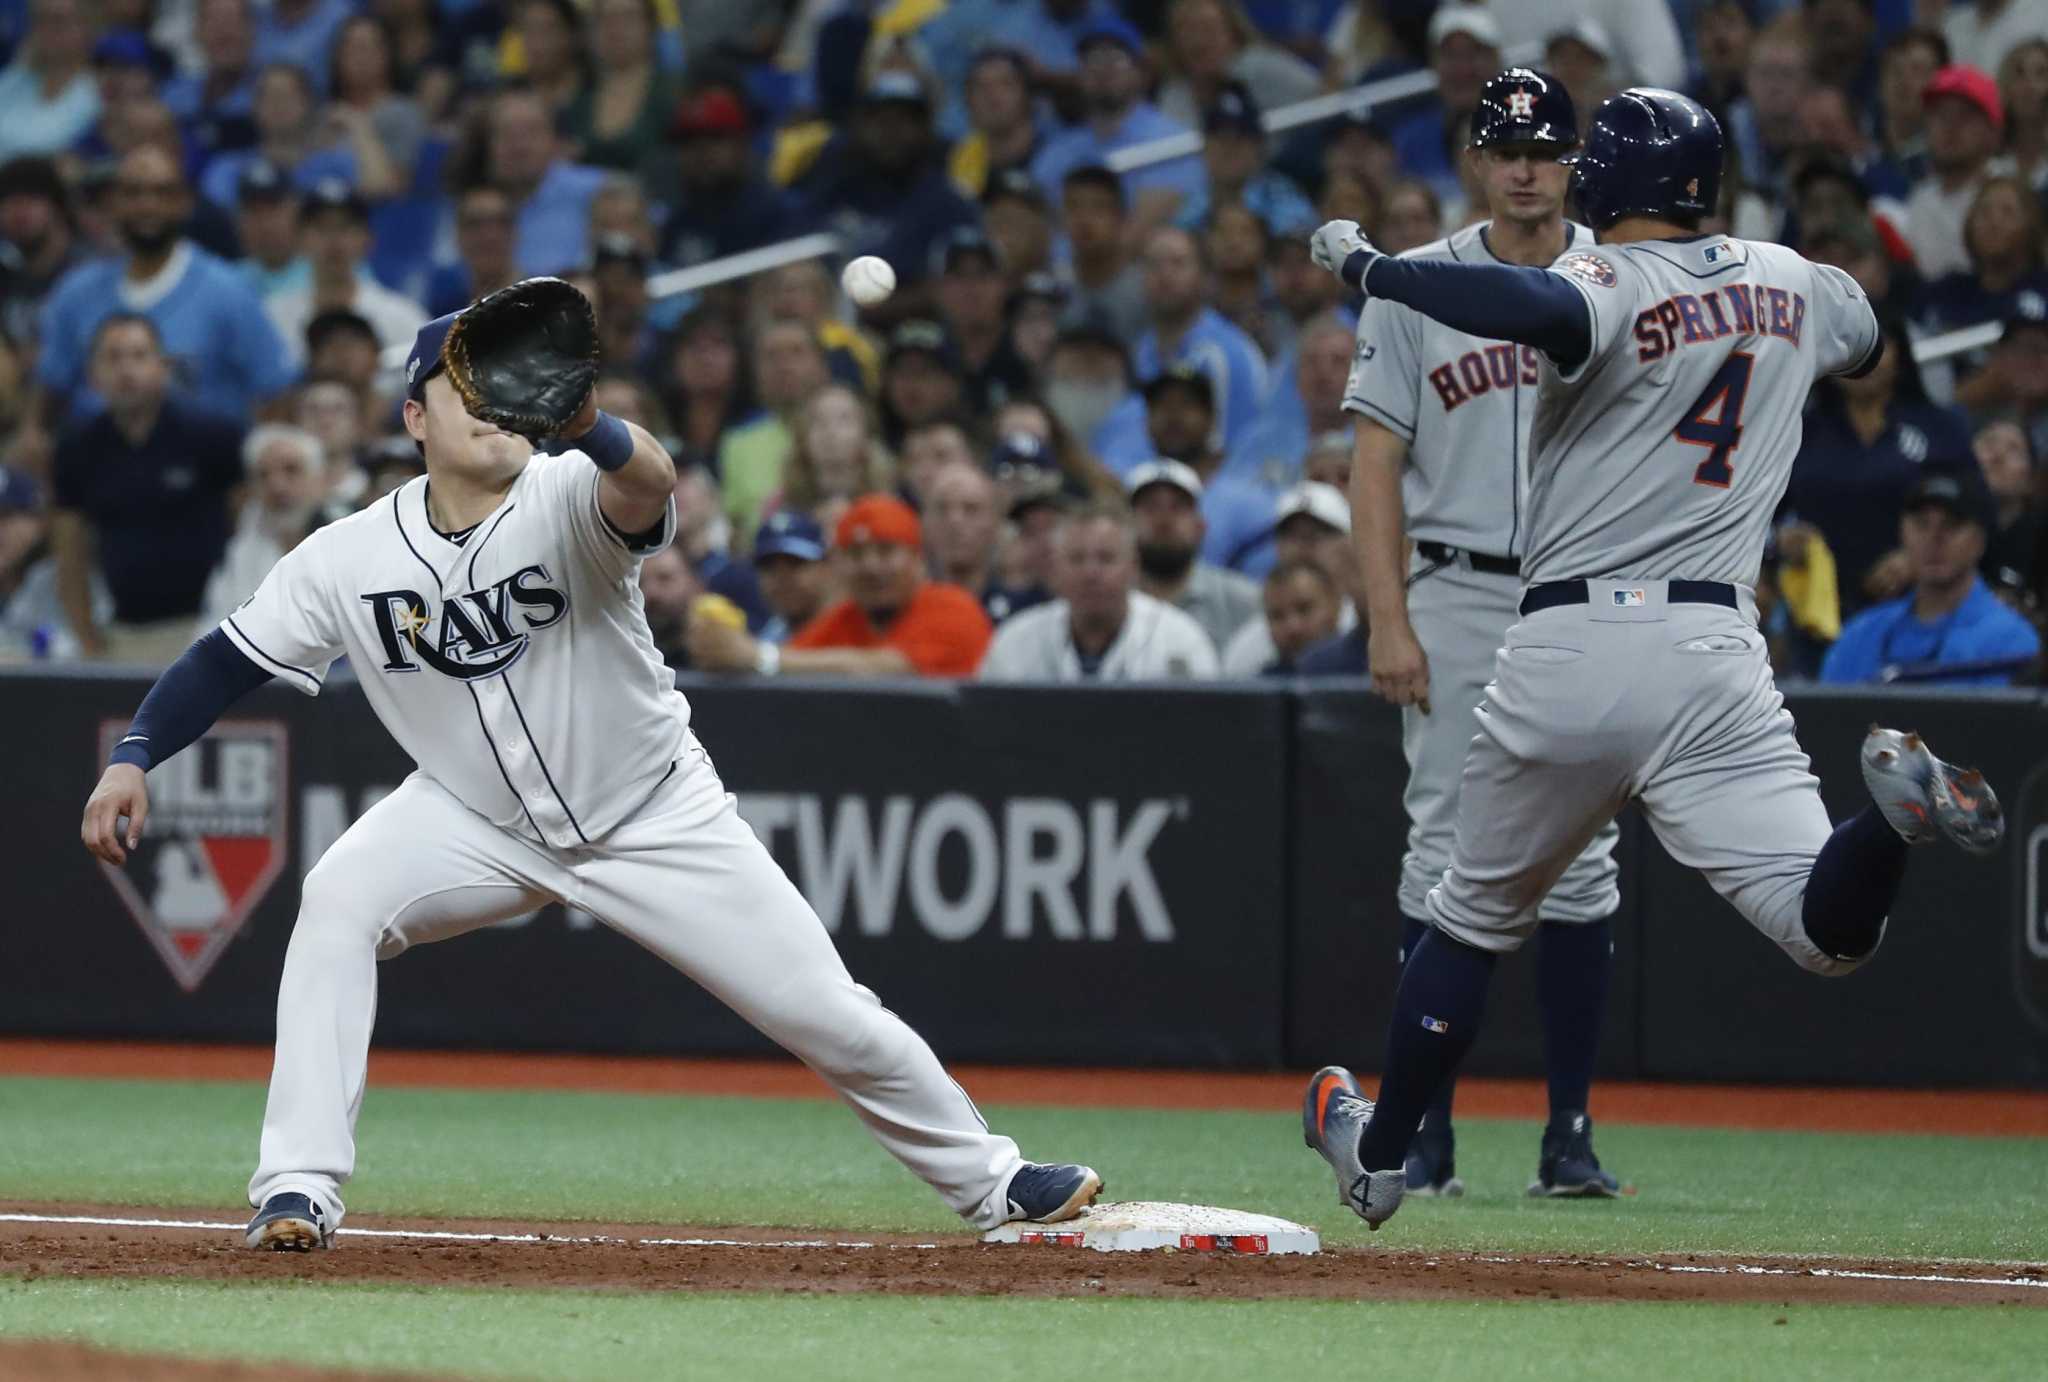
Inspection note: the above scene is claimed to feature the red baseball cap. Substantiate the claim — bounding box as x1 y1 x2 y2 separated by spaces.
671 88 750 139
1924 65 2004 135
835 494 923 551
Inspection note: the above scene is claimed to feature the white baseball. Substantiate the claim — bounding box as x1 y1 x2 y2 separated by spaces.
842 256 897 308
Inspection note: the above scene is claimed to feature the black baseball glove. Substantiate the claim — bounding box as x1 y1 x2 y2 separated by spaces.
442 276 599 440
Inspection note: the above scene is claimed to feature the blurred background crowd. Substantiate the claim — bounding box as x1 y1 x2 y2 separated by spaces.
0 0 2044 686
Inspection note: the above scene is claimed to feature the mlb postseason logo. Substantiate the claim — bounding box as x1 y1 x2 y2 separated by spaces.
94 719 290 992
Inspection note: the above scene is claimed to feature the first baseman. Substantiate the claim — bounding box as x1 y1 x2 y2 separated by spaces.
81 292 1101 1250
1348 69 1622 1199
1301 89 2004 1231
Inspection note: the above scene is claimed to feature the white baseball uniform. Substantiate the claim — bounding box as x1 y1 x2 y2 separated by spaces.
1347 221 1619 926
224 450 1026 1229
1422 235 1882 975
978 591 1220 681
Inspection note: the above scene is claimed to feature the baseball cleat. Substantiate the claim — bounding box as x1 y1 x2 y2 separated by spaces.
1404 1114 1466 1198
1004 1162 1103 1223
1861 727 2004 855
1528 1110 1620 1198
1302 1065 1406 1229
245 1192 332 1250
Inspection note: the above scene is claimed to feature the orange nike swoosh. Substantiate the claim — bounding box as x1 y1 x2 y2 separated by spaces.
1314 1075 1343 1134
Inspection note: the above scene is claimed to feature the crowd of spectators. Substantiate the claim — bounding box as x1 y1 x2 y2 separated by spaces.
0 0 2045 689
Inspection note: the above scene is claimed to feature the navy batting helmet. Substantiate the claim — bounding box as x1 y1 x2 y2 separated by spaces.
1470 68 1577 150
1570 88 1724 231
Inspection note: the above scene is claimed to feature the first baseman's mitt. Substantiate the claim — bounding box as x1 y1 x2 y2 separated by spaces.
442 276 599 440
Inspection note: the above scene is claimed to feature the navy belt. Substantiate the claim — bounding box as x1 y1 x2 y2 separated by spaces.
1417 541 1521 577
1520 579 1739 617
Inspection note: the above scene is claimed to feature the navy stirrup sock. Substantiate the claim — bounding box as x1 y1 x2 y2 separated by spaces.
1535 916 1613 1116
1802 806 1908 961
1400 915 1457 1132
1358 927 1497 1170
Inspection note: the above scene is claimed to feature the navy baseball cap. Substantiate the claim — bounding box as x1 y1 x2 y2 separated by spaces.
932 225 1000 277
303 178 368 223
1204 83 1263 138
862 71 931 109
0 465 40 514
237 158 294 204
404 311 460 402
1076 16 1143 57
1904 462 1996 530
753 511 827 564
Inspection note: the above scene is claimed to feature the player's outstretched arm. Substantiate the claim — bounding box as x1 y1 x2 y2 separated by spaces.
556 393 677 537
1350 419 1430 713
1311 220 1593 366
80 629 273 865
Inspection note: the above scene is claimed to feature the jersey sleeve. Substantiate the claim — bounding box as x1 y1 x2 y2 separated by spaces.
1343 292 1423 440
1543 248 1635 381
1810 262 1883 378
528 450 678 586
216 530 343 695
897 588 993 677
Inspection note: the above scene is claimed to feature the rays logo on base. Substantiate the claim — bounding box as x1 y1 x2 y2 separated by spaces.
94 719 289 992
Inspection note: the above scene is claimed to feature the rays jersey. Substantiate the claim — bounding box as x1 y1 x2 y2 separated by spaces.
1344 221 1593 558
219 450 683 850
1527 236 1880 587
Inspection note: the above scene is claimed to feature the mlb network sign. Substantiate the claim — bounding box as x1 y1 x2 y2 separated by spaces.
2019 763 2048 1034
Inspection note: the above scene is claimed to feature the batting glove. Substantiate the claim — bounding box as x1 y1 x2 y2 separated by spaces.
1310 219 1380 292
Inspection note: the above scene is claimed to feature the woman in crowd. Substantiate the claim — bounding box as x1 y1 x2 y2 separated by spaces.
773 383 896 522
1156 0 1322 133
1783 313 1974 613
1372 178 1441 257
661 309 753 475
514 0 590 117
2000 38 2048 193
330 15 425 176
565 0 681 192
1974 419 2042 603
1204 200 1289 359
1924 176 2046 338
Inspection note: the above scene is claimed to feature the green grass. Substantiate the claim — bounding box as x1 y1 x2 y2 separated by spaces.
5 1279 2046 1382
2 1074 2045 1262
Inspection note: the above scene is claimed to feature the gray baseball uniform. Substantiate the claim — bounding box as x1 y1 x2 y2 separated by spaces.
1423 234 1882 975
1346 221 1618 926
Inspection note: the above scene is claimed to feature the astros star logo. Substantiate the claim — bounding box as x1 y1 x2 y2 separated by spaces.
1507 88 1535 119
394 602 430 645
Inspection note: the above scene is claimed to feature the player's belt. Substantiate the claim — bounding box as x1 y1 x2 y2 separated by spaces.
1520 579 1739 616
1416 541 1521 576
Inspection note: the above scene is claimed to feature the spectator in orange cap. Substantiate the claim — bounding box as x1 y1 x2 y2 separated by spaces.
688 493 993 677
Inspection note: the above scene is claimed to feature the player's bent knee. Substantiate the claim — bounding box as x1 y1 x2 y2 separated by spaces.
1784 922 1883 977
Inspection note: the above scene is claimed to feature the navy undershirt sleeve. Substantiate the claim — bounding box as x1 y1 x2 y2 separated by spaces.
1351 251 1593 368
107 628 273 772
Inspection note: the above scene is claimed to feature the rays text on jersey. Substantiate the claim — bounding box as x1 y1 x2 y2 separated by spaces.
1634 282 1806 363
360 564 570 679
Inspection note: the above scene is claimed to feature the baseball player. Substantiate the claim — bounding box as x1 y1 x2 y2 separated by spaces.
1301 90 2005 1231
79 292 1102 1250
1348 69 1623 1199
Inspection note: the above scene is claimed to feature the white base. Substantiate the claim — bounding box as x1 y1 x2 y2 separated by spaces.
982 1201 1319 1255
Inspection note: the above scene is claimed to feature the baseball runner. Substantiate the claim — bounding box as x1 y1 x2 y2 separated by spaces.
1300 91 2005 1231
79 280 1101 1251
1348 69 1623 1199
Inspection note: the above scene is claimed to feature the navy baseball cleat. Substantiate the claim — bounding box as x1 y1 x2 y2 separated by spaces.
1528 1111 1621 1198
1861 728 2004 854
1404 1115 1466 1198
245 1191 333 1250
1003 1162 1103 1223
1302 1066 1405 1229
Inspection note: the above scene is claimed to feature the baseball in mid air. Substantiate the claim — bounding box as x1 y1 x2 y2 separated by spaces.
841 256 896 307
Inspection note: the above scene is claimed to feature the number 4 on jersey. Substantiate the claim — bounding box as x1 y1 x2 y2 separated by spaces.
1674 352 1754 488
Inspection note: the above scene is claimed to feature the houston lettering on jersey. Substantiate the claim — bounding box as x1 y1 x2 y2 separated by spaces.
361 564 569 678
1633 282 1806 363
1427 343 1542 411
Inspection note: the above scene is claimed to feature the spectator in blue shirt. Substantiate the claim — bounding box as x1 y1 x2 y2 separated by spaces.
1140 364 1275 572
49 313 247 663
1174 81 1317 237
1132 224 1269 455
1045 315 1150 474
162 0 259 163
1820 461 2041 685
424 182 519 317
751 510 834 643
0 0 100 161
198 63 394 211
36 144 294 424
1229 312 1353 490
479 84 608 277
1387 6 1502 214
231 159 312 304
1783 313 1972 612
794 73 979 292
1030 18 1206 234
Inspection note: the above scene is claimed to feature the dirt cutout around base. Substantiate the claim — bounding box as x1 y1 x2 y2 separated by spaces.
4 1206 2044 1309
0 1338 458 1381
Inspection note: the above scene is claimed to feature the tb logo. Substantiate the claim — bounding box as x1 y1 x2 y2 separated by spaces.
361 564 568 679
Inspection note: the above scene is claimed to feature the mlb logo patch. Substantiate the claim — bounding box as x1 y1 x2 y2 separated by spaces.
1421 1015 1450 1034
1612 588 1647 607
